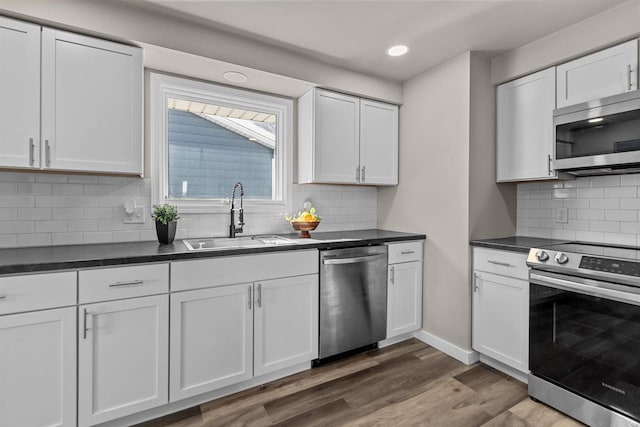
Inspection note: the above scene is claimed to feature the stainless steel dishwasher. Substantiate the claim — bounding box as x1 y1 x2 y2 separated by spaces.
315 245 388 365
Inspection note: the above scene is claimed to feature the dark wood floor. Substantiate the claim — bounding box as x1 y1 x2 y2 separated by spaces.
139 339 582 427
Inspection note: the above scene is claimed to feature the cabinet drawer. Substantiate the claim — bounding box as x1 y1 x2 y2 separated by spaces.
387 241 423 264
473 247 528 280
79 263 169 304
171 250 318 292
0 272 77 315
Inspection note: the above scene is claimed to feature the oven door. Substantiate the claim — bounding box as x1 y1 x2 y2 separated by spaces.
530 270 640 422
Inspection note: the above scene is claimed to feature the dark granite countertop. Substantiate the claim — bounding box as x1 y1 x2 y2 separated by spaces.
470 236 571 254
0 229 426 275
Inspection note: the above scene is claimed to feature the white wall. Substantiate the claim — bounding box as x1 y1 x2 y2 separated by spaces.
378 53 472 349
491 0 640 84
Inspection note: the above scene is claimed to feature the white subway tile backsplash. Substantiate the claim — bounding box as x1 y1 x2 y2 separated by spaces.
0 171 377 247
605 186 637 198
577 187 604 198
605 210 638 222
518 174 640 245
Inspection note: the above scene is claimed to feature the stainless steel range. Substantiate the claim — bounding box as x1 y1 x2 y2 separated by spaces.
527 243 640 427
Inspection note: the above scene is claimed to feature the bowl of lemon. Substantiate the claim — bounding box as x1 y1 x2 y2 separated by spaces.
285 207 321 238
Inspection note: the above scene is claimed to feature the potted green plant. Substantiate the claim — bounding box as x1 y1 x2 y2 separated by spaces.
152 204 180 244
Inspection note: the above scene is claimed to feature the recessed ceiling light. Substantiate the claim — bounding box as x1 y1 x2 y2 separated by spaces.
222 71 248 83
387 45 409 57
588 117 604 123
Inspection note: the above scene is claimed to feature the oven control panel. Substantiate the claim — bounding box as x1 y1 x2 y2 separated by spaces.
579 256 640 277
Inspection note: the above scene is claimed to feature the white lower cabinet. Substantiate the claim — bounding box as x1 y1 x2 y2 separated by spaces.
78 295 169 427
387 261 422 337
254 275 319 376
169 283 253 401
169 274 319 402
386 241 423 338
0 307 76 427
472 248 529 374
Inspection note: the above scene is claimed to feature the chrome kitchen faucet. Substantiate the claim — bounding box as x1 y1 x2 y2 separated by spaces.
229 182 245 238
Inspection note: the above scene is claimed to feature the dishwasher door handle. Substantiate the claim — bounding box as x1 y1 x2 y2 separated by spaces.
322 254 386 265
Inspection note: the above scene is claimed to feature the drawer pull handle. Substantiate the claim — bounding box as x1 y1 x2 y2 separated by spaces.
0 295 6 300
400 250 415 255
487 260 511 267
83 308 90 339
109 279 144 287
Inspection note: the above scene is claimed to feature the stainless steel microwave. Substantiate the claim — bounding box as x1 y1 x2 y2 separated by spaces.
554 89 640 176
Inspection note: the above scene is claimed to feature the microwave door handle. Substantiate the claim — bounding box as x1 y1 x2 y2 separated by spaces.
530 272 640 306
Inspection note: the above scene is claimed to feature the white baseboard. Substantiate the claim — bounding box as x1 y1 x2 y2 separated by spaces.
379 332 415 348
479 354 528 383
413 330 480 365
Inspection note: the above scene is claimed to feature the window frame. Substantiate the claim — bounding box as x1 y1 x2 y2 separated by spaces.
149 72 293 214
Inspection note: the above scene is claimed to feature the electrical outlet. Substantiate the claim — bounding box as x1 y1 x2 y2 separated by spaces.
556 207 568 224
124 206 145 224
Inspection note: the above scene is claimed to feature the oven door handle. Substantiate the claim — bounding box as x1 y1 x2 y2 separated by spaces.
530 272 640 306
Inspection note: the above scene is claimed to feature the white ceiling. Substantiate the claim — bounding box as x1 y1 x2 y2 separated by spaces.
136 0 630 82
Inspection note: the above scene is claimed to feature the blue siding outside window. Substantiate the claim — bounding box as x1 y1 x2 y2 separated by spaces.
168 110 274 199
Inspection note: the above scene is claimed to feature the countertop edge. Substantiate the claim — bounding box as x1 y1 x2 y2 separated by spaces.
0 230 426 275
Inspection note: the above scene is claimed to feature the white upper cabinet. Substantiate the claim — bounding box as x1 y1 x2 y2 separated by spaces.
496 67 557 182
360 99 398 185
41 28 143 175
557 39 638 108
0 17 40 169
298 88 398 186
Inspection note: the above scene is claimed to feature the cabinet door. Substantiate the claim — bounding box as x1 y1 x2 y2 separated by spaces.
557 39 638 108
78 295 168 427
0 308 76 427
254 275 318 376
0 17 40 169
360 99 398 185
41 28 143 175
169 284 253 402
497 67 556 182
313 89 360 184
472 271 529 373
387 261 422 338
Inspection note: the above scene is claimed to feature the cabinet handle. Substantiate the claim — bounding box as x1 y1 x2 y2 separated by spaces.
257 283 262 308
547 154 552 176
0 295 6 300
108 279 144 287
487 260 511 267
45 139 51 167
473 273 480 292
390 266 395 284
83 308 90 339
29 138 35 166
356 166 360 183
248 285 253 310
400 250 415 255
627 64 633 90
361 166 366 182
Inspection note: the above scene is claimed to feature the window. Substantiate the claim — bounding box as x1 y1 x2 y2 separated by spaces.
150 73 292 213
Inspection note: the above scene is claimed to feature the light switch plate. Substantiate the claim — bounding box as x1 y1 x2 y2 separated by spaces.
124 206 145 224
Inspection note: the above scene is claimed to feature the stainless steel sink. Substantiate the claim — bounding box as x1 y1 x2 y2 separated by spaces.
183 235 296 251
